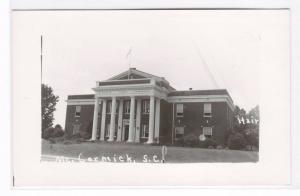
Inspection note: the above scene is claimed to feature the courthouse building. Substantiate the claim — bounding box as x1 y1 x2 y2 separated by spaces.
65 68 235 145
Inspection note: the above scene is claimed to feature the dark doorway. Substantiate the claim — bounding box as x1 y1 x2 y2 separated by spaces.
124 125 129 141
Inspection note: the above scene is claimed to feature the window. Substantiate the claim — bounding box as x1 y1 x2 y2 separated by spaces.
73 124 80 134
142 100 150 114
75 106 81 117
124 101 130 114
204 103 212 117
175 126 184 139
176 104 184 117
203 127 212 138
141 124 149 138
107 101 112 114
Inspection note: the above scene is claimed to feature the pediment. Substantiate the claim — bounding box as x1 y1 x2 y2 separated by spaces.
104 68 176 91
107 68 159 81
117 73 147 80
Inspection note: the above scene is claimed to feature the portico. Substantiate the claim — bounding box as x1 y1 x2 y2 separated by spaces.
90 72 170 144
91 95 162 144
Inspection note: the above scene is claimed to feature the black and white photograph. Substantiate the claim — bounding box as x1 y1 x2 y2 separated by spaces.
37 10 261 163
11 7 291 186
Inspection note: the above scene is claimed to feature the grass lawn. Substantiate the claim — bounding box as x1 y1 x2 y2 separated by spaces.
41 140 258 163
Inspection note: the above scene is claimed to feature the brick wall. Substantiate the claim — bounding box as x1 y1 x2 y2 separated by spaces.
64 104 95 136
171 102 232 145
159 100 173 144
65 100 233 145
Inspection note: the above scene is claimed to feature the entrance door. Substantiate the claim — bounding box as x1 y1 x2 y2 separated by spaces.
124 125 129 141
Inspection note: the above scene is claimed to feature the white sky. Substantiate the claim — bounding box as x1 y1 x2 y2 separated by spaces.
16 10 287 127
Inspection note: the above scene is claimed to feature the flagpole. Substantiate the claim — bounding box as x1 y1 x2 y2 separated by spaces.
126 47 132 79
41 35 43 82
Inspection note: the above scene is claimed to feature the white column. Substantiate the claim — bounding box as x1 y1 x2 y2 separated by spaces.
91 97 99 140
100 99 107 141
117 99 123 142
127 96 135 142
135 99 142 143
154 98 161 143
147 96 155 144
108 97 117 142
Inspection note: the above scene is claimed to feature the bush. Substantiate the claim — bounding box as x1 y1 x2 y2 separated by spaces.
71 132 81 139
42 124 64 140
63 140 73 145
42 127 55 139
53 124 64 137
183 134 198 147
54 124 62 130
199 138 217 149
174 138 184 147
227 132 247 150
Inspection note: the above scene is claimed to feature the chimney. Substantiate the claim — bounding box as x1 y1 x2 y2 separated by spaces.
189 88 193 91
130 67 136 70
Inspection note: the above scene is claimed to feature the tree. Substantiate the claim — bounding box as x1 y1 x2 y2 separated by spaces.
227 132 247 150
248 105 259 122
42 84 59 135
232 105 259 150
243 128 259 150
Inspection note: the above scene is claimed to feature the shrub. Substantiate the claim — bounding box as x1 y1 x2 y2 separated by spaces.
63 140 73 145
42 124 64 140
54 124 62 129
174 138 184 147
199 138 217 149
71 132 81 139
63 130 73 140
227 132 247 150
42 127 55 139
52 124 64 138
151 142 161 146
183 134 198 147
